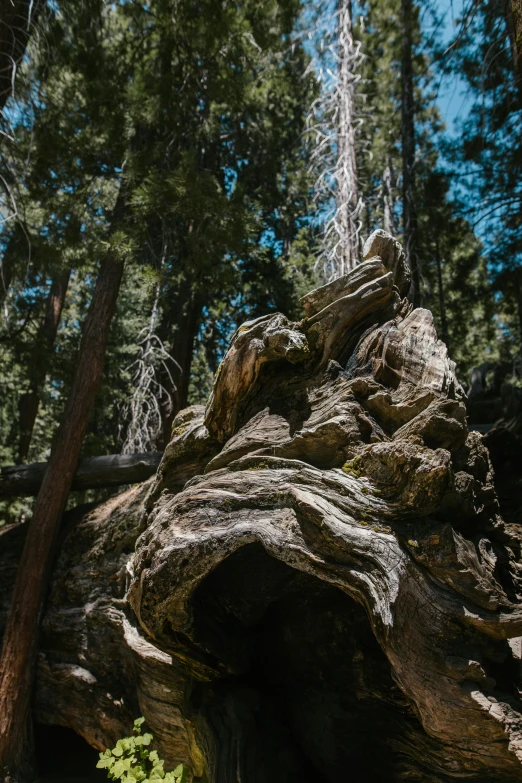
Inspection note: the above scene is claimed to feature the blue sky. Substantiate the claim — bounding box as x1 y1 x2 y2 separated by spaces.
431 0 472 138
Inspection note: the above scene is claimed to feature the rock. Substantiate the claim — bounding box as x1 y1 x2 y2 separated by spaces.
2 233 522 783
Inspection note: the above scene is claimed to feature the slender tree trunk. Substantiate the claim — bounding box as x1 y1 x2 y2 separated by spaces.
401 0 420 306
0 0 42 115
158 282 202 448
435 235 449 349
18 268 71 462
0 207 125 782
383 161 396 235
337 0 360 274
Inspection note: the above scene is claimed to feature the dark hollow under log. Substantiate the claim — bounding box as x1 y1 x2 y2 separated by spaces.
1 230 522 783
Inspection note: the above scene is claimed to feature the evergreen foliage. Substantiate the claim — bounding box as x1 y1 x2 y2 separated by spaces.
0 0 520 525
442 0 522 366
0 0 317 478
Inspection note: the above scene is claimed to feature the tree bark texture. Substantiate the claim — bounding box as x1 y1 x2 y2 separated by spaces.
0 452 162 498
0 248 124 782
0 0 41 115
336 0 360 274
401 0 420 306
2 231 522 782
18 268 71 462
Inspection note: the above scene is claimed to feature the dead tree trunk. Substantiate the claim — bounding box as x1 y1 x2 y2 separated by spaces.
336 0 360 274
383 160 396 235
401 0 420 306
0 452 162 498
18 268 71 461
0 232 124 780
2 231 522 783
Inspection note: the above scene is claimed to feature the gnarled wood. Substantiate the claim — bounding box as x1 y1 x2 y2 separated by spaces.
2 231 522 783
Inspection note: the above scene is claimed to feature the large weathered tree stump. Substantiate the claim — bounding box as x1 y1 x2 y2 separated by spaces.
2 231 522 782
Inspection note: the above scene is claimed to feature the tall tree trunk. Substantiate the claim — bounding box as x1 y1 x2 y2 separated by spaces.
0 205 125 782
158 286 201 448
0 0 42 115
18 268 71 462
435 235 449 349
336 0 360 274
401 0 420 305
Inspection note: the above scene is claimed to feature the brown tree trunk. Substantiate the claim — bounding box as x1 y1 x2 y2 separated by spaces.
0 0 42 115
18 268 71 462
401 0 420 306
0 221 124 781
336 0 360 274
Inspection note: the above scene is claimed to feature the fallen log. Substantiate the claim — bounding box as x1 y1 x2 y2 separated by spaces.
2 230 522 783
0 452 163 498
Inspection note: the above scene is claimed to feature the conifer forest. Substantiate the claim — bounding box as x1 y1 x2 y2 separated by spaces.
1 1 522 782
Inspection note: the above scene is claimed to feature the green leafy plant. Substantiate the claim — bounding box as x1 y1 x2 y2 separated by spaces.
97 717 187 783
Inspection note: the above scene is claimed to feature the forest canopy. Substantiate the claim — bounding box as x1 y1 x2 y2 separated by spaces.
0 3 522 782
0 0 520 518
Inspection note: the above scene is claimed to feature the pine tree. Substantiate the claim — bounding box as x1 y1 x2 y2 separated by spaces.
401 0 420 304
349 0 497 375
444 0 522 364
0 202 126 781
0 0 316 462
